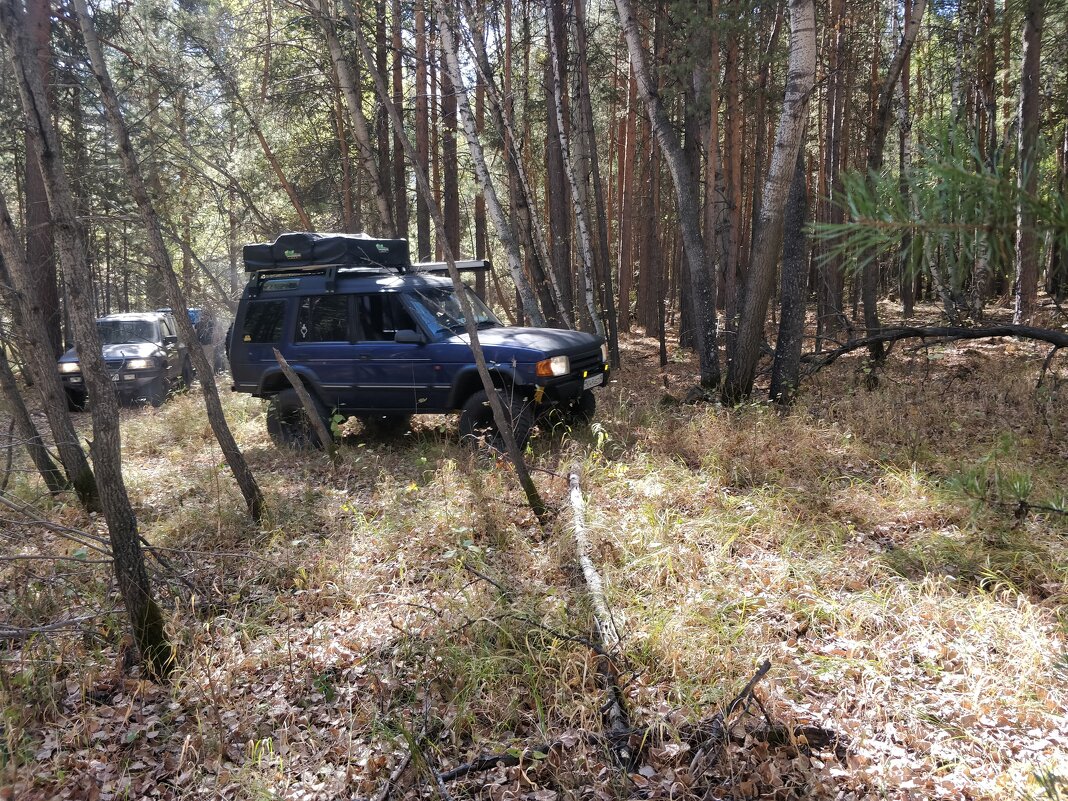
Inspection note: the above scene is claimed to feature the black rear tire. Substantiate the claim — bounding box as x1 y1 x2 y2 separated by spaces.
177 359 194 391
458 388 533 451
266 387 331 449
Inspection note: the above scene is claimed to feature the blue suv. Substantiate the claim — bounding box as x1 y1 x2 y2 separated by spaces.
228 233 609 448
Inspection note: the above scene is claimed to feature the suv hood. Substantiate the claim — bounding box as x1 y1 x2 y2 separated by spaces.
59 342 162 363
452 326 601 358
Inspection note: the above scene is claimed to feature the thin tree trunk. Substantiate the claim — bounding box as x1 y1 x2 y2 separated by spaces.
414 0 431 258
2 0 171 677
723 0 815 404
24 0 59 358
437 9 544 324
309 0 394 234
74 0 266 527
1013 0 1043 324
614 0 721 388
545 0 573 322
574 0 618 362
769 151 809 405
616 64 637 334
546 1 603 337
0 316 66 494
899 0 915 319
458 0 569 326
860 0 928 358
343 0 547 521
391 0 407 238
0 199 97 508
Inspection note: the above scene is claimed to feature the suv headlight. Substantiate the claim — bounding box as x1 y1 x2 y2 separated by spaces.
59 361 80 373
125 358 156 370
601 342 609 363
535 355 570 377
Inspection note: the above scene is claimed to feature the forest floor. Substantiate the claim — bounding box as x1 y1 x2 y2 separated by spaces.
2 301 1067 801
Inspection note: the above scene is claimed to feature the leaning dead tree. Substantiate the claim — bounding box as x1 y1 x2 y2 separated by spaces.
336 0 547 521
74 0 266 525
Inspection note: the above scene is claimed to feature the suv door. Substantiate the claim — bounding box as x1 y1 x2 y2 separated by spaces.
289 294 356 411
159 314 183 382
350 293 433 413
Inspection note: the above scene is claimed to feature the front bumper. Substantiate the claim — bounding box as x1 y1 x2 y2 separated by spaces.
535 362 610 404
62 370 162 396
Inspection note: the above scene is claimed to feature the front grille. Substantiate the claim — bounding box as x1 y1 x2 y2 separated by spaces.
571 350 602 374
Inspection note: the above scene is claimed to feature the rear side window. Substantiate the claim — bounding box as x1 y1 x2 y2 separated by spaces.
355 294 416 341
241 300 287 343
296 295 350 342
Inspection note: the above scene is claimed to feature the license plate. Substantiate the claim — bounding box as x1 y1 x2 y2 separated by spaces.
583 373 603 390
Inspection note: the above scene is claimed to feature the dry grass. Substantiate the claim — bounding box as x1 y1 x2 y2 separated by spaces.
1 319 1067 800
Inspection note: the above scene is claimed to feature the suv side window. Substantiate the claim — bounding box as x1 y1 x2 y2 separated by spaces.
354 294 416 341
242 300 287 343
160 316 175 340
296 295 350 342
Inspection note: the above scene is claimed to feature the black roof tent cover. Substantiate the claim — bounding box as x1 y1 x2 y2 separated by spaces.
243 232 411 272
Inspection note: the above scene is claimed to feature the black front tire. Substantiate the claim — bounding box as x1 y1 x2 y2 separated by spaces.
177 359 194 391
65 389 88 412
145 377 167 408
458 388 534 451
266 388 331 449
566 389 597 425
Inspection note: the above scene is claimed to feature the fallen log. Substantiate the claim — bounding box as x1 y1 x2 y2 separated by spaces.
802 324 1068 375
569 466 631 767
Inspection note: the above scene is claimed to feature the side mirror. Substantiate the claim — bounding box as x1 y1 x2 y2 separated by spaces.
394 329 424 345
163 335 178 345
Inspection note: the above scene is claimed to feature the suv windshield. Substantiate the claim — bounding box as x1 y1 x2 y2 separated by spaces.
407 287 501 336
97 319 159 345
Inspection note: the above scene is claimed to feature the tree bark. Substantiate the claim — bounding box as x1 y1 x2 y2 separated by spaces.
310 0 394 235
24 0 59 358
614 0 721 388
343 0 547 522
1013 0 1043 324
2 0 172 678
74 0 266 527
860 0 927 357
0 194 97 509
437 9 544 325
722 0 816 404
414 0 431 259
546 1 603 336
769 151 809 405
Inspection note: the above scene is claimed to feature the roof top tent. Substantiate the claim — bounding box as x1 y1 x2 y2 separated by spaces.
242 232 489 277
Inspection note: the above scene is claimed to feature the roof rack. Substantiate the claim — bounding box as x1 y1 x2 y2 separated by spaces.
243 233 490 294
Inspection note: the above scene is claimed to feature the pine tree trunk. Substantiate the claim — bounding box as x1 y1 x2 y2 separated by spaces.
74 0 266 527
24 0 59 358
545 0 573 323
860 0 927 357
391 0 407 238
723 0 815 404
616 65 637 334
546 0 603 336
1013 0 1043 324
614 0 722 387
414 0 431 259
